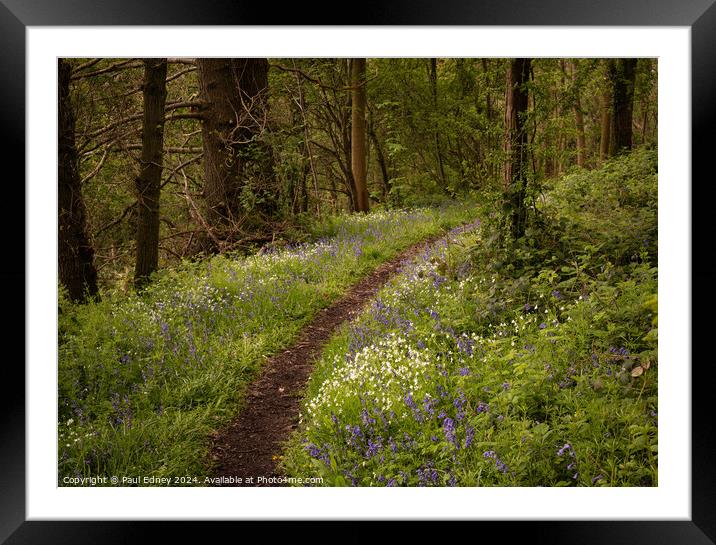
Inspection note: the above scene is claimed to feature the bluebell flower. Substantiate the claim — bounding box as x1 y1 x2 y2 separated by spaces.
442 417 457 446
464 425 475 449
423 395 436 417
365 438 381 458
360 409 376 427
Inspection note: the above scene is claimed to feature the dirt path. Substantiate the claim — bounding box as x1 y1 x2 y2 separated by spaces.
209 231 451 486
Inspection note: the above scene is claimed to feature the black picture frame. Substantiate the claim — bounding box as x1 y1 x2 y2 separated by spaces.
3 1 713 543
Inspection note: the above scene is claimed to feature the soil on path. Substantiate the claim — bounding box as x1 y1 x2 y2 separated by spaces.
209 231 450 486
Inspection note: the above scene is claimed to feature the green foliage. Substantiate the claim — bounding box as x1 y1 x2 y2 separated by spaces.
58 203 478 484
281 149 657 486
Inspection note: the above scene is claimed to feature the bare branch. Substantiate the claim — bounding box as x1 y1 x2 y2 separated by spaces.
72 58 102 73
166 66 197 84
165 112 204 122
271 62 375 92
121 145 203 153
95 201 136 236
80 146 110 185
161 154 203 189
181 168 223 251
71 59 142 80
167 58 197 65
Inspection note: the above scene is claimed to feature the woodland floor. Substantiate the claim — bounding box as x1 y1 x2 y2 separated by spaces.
209 229 456 486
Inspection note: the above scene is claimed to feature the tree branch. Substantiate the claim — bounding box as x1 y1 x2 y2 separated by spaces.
71 59 141 80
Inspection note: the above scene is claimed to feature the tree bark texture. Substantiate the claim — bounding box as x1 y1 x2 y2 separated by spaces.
503 58 531 239
134 58 168 288
197 58 276 250
58 59 100 302
608 58 638 155
351 58 369 213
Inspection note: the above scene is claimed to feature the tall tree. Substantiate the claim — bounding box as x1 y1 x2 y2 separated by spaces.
569 60 587 168
134 58 168 288
428 58 448 190
608 58 638 155
58 59 100 302
503 58 532 239
599 83 612 162
197 58 276 250
351 58 369 213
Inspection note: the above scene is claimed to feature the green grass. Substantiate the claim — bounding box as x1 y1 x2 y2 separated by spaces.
58 202 479 484
281 149 658 486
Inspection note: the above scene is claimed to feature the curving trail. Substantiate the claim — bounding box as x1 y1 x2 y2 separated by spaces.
209 229 458 486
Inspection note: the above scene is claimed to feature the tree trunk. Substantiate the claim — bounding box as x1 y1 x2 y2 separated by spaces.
351 58 369 213
608 58 638 155
197 58 276 251
569 61 587 169
134 58 168 288
503 58 531 239
429 58 448 191
58 59 100 303
368 118 391 199
599 85 611 162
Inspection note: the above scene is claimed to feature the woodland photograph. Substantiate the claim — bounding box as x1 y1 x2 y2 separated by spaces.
58 57 658 487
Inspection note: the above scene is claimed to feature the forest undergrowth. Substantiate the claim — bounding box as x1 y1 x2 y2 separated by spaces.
58 201 478 483
281 148 658 486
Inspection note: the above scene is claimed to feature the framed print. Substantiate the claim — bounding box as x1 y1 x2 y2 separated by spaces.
4 0 714 543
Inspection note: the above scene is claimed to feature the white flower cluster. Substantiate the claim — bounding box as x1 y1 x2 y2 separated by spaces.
304 333 433 428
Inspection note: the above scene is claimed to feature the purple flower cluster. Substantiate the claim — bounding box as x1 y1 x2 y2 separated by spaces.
417 462 440 486
365 437 382 459
483 450 509 474
556 443 579 480
442 416 457 446
464 424 475 449
456 335 475 356
110 392 133 428
558 366 578 389
422 395 436 417
305 442 331 467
